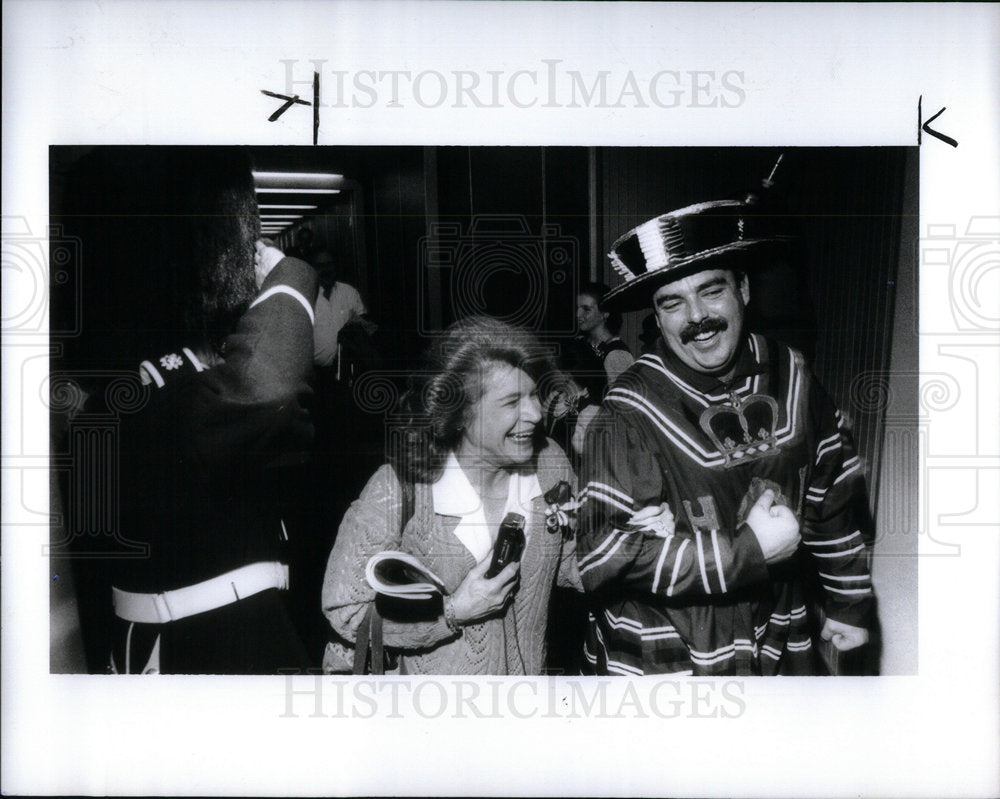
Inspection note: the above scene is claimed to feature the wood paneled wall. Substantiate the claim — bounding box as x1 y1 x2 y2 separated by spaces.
598 147 912 514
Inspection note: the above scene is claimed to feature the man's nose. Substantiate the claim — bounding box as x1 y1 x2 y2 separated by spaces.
687 298 709 323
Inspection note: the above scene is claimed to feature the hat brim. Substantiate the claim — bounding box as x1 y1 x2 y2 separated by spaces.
601 237 793 313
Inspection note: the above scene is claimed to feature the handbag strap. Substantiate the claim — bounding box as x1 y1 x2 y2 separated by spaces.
351 465 415 675
397 466 415 532
352 602 385 675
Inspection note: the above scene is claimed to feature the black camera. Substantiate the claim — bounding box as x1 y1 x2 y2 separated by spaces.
485 512 526 578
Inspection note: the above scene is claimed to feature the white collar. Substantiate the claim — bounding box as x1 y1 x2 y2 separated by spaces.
431 452 544 562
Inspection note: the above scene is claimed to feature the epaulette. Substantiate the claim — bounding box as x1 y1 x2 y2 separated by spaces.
139 347 208 389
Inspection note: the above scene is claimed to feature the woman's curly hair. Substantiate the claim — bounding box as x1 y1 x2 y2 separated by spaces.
391 316 562 483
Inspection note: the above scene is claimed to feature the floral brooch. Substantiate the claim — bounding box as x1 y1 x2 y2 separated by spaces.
543 480 580 537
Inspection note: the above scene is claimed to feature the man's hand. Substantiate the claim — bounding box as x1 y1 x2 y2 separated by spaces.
254 238 285 288
746 488 801 564
821 618 869 651
628 502 675 538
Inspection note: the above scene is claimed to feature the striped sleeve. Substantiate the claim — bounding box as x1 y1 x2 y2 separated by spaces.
802 395 874 628
577 407 769 598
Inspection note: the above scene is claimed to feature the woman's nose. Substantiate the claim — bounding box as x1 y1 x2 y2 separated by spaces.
522 395 543 424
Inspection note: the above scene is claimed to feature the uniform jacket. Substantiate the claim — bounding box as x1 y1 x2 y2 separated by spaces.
114 257 318 593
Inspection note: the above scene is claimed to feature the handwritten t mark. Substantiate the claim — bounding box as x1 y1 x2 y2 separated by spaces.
918 96 959 147
261 71 320 144
261 90 310 121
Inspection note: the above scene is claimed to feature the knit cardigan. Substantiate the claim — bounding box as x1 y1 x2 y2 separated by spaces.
322 440 582 675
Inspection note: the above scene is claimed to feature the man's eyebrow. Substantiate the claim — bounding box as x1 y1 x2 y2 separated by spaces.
655 276 729 307
695 276 729 292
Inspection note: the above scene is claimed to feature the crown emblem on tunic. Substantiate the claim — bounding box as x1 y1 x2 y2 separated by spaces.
699 393 781 467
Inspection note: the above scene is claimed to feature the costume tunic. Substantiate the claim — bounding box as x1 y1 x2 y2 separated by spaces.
109 257 318 674
322 441 582 675
578 333 873 676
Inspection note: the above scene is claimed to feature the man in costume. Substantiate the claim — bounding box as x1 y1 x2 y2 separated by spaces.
577 196 874 676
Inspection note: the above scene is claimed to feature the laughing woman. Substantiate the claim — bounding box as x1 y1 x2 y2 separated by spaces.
322 316 582 675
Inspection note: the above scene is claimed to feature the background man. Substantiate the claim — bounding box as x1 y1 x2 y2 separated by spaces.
311 249 369 371
577 197 874 676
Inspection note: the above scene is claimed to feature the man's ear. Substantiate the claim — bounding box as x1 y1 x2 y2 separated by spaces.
739 273 750 306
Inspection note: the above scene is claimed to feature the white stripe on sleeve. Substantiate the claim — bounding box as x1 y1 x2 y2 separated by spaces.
139 360 165 388
694 530 711 593
666 539 689 597
579 533 628 576
710 529 727 593
250 285 315 325
803 531 862 547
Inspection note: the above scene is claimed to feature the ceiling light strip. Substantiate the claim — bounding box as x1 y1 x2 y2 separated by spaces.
254 188 341 195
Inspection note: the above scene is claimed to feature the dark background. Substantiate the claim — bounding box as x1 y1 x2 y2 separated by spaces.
49 146 916 674
50 146 910 469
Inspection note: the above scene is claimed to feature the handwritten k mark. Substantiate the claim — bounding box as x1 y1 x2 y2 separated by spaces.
918 96 958 148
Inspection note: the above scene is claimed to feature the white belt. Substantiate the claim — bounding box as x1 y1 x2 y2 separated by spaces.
112 561 289 624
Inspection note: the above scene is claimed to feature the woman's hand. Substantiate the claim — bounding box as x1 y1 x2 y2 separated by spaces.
254 238 285 288
448 554 520 626
627 502 675 538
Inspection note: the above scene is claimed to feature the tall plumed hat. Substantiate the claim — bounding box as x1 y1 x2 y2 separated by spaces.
602 156 794 313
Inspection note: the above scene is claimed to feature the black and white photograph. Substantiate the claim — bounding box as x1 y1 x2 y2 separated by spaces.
4 2 999 797
47 144 917 680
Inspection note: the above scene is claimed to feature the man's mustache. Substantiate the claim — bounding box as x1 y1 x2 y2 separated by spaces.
680 317 728 344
